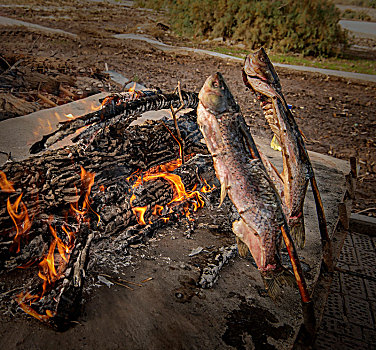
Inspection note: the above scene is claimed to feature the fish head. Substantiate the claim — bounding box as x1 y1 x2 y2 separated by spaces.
243 48 279 87
198 72 238 115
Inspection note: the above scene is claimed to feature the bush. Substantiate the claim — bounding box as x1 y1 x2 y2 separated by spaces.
137 0 348 57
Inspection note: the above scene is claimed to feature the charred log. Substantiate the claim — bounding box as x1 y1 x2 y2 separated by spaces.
30 91 199 154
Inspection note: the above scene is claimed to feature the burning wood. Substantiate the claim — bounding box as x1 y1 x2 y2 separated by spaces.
0 163 99 329
0 104 216 329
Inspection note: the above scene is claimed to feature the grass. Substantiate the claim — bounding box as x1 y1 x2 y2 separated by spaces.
212 46 376 75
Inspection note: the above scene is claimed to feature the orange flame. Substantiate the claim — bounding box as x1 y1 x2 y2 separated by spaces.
128 158 213 225
200 178 216 193
129 82 136 93
16 292 55 322
70 166 100 225
38 238 58 296
132 206 148 225
7 194 32 253
0 170 15 193
1 171 34 253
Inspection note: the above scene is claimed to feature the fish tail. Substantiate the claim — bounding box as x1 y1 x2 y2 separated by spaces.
289 212 306 249
262 268 296 301
236 237 249 258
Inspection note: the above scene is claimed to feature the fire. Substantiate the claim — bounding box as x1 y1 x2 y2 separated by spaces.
127 82 143 100
132 206 148 225
128 158 214 225
7 194 32 253
0 170 15 193
16 292 55 322
200 178 216 193
70 166 100 225
0 170 33 253
2 166 100 323
129 82 136 93
38 238 58 296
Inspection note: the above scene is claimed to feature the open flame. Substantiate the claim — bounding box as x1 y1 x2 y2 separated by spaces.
7 194 32 253
70 166 100 225
0 170 33 253
128 158 214 225
0 170 15 192
0 166 100 322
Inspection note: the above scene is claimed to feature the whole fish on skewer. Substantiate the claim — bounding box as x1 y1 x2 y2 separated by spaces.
242 48 331 256
197 72 310 301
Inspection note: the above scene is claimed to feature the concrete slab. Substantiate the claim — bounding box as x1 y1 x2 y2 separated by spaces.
0 95 350 349
0 92 108 165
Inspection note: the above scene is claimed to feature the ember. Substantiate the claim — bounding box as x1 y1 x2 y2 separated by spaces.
128 157 214 225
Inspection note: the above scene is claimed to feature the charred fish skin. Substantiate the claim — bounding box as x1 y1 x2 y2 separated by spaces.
197 72 294 298
243 49 312 248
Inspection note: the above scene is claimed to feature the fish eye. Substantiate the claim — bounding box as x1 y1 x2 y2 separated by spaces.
213 81 219 88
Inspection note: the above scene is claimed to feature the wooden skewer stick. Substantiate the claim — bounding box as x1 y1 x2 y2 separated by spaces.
280 224 316 336
99 273 142 287
169 81 187 165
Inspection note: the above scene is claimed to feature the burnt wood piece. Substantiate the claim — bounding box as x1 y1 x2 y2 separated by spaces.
14 222 93 331
198 244 238 288
30 91 199 154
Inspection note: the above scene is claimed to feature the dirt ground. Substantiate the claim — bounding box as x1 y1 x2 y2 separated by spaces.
0 0 375 347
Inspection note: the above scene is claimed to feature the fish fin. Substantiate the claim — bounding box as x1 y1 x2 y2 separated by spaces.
289 212 306 249
236 237 249 258
270 134 282 152
218 177 228 208
262 268 296 301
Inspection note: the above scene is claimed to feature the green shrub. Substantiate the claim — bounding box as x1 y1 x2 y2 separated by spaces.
137 0 348 57
342 8 372 20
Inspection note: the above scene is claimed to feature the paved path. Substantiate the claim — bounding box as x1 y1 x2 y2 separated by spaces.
339 20 376 39
314 230 376 349
0 15 76 37
114 33 376 83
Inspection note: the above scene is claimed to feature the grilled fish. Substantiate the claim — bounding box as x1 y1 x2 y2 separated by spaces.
197 72 295 298
242 48 313 248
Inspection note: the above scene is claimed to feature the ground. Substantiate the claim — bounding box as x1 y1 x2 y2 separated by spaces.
0 0 375 348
